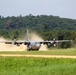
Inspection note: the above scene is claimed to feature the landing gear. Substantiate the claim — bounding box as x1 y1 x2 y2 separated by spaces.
36 49 39 51
27 47 39 51
27 47 31 51
27 49 39 51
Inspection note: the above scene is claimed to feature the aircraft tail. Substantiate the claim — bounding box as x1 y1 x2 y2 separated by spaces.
26 29 29 41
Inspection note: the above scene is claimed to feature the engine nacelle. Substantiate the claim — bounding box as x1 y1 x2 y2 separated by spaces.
47 43 51 48
16 44 20 46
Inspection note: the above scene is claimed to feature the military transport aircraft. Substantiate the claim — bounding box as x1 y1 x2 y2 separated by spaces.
0 29 72 51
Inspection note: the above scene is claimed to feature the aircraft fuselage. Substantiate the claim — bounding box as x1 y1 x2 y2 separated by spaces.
27 42 41 51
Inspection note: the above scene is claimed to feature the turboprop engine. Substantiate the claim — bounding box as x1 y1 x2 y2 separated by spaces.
12 39 20 46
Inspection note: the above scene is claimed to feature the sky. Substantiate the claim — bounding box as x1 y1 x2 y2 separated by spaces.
0 0 76 19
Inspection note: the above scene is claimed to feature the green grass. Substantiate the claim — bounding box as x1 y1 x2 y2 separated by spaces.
0 48 76 55
0 48 76 75
0 57 76 75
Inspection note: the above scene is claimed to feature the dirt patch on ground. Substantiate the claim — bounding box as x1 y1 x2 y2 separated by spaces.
0 54 76 59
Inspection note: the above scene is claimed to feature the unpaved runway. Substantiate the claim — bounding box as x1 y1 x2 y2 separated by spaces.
0 54 76 59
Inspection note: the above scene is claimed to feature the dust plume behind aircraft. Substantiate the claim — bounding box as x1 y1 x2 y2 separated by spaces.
0 29 72 51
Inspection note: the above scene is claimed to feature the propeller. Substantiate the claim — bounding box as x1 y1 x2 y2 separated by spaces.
53 38 56 41
53 44 56 46
12 39 16 45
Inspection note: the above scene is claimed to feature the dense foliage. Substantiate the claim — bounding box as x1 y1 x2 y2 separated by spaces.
0 14 76 48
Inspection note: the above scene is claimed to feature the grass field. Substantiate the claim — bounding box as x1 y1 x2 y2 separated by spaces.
0 57 76 75
0 48 76 75
0 48 76 55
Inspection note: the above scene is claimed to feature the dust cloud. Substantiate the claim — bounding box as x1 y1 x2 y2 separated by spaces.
0 37 26 51
0 33 48 51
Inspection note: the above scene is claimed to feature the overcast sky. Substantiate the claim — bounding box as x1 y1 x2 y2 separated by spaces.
0 0 76 19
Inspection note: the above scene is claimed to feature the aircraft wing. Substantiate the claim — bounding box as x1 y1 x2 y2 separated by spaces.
0 41 30 45
39 40 72 44
0 40 72 46
53 40 72 43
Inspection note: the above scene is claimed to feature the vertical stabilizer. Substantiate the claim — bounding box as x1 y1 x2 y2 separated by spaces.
26 29 29 41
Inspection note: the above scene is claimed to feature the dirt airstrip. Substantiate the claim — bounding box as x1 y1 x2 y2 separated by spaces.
0 54 76 59
0 36 76 59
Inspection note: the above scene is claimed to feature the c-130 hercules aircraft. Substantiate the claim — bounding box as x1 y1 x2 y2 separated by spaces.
0 29 72 51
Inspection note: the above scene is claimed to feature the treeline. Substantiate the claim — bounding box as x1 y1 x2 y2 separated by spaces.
0 14 76 48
